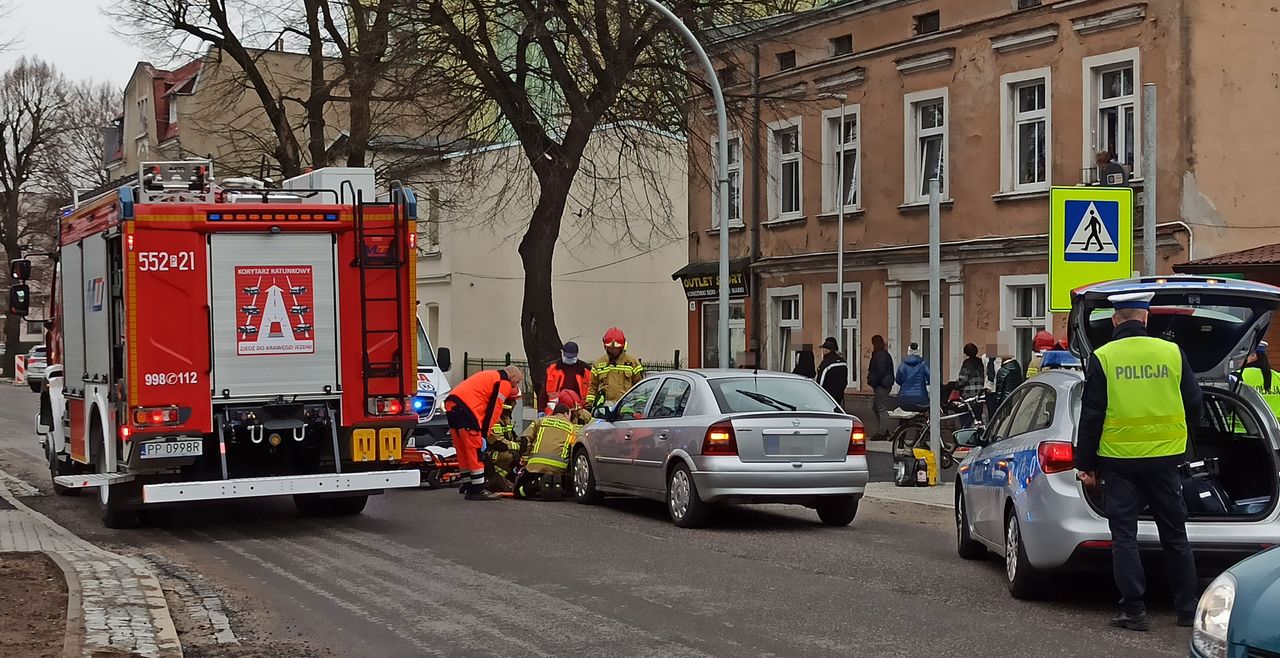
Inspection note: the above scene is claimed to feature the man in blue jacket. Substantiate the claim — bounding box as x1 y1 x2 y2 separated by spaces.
896 343 930 412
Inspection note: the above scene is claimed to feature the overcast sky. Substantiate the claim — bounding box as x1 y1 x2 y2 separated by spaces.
1 0 150 87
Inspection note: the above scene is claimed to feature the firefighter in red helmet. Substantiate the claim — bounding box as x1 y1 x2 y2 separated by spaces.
586 327 644 410
1026 330 1058 378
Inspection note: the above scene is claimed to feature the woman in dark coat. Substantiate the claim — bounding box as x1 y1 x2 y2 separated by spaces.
792 349 817 378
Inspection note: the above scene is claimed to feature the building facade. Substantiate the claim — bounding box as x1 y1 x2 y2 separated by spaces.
684 0 1278 411
417 125 690 379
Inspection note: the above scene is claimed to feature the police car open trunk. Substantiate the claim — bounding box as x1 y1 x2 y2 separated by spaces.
1070 277 1280 520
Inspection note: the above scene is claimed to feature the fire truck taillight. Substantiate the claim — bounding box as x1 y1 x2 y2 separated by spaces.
368 397 408 416
132 406 181 427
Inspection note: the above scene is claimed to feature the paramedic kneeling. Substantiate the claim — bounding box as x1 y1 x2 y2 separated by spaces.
1075 291 1203 631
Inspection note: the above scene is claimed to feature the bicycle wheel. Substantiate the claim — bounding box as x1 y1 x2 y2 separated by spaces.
891 422 928 455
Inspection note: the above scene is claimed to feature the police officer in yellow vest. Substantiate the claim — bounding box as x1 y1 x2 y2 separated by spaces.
1075 291 1203 632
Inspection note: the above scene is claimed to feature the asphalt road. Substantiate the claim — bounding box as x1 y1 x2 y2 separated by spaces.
0 385 1192 657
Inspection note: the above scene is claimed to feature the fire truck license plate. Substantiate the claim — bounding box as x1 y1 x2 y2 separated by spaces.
139 440 203 459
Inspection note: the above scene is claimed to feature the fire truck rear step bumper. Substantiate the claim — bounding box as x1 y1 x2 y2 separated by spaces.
140 470 419 504
54 473 137 489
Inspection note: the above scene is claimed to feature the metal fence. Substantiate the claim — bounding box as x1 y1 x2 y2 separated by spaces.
462 351 683 407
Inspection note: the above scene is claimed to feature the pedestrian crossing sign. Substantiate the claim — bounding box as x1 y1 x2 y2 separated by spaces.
1049 186 1133 312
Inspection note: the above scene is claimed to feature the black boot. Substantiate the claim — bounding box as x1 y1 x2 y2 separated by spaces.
1109 612 1150 631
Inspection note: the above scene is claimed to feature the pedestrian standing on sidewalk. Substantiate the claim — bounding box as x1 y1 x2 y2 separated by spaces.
1074 292 1202 631
792 348 816 379
957 343 986 420
895 343 930 412
816 337 849 410
444 365 524 501
867 335 895 439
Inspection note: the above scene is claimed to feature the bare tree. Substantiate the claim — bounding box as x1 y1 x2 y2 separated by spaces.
0 58 72 374
45 81 123 196
414 0 797 382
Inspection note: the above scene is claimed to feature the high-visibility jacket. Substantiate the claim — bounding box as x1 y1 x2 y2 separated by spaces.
521 414 577 475
445 370 519 434
1241 368 1280 420
1096 337 1188 459
541 361 592 412
586 353 644 407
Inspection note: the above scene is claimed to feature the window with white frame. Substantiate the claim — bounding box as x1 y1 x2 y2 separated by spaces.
823 107 860 211
712 136 744 227
823 286 861 387
769 121 802 220
1001 276 1049 367
1011 78 1048 189
772 294 801 370
912 287 946 369
1084 50 1140 178
904 90 948 203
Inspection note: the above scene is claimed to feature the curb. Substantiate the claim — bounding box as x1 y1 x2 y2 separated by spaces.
46 551 86 658
863 491 953 510
0 471 183 657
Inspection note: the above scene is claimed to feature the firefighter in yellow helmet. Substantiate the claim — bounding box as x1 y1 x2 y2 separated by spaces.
513 389 582 500
586 327 644 411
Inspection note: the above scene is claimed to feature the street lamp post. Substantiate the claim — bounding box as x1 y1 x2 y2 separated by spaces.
637 0 732 368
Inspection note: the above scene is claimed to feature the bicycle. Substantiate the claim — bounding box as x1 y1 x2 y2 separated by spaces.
888 391 987 469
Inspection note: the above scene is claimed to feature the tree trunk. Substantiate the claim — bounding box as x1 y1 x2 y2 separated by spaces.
304 0 329 169
518 169 575 395
345 69 373 168
1 191 21 377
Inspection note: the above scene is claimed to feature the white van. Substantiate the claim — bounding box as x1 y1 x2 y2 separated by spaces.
413 320 453 445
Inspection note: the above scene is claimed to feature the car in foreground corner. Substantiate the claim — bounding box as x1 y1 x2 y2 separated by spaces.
572 370 868 528
1191 546 1280 658
954 276 1280 599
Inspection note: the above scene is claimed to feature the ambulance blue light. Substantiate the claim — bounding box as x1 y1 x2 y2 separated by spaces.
411 396 430 413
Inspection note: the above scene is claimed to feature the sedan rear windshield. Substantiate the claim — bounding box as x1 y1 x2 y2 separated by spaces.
709 377 842 414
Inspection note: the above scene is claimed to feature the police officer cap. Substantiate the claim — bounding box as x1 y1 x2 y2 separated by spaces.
1108 291 1154 310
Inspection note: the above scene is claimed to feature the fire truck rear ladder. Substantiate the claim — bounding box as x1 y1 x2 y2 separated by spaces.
354 187 408 403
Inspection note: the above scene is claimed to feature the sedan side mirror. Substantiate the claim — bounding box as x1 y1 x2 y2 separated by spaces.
436 347 451 373
953 428 985 447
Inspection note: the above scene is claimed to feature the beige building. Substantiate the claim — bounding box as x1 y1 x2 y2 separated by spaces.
102 47 444 183
683 0 1278 412
417 125 690 376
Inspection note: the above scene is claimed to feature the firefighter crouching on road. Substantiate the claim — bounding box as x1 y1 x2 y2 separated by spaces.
513 389 583 500
485 403 519 493
445 365 524 501
1074 291 1203 632
586 327 644 411
540 341 591 417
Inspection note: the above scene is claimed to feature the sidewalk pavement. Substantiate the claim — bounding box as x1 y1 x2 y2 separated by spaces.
0 469 182 658
863 438 955 509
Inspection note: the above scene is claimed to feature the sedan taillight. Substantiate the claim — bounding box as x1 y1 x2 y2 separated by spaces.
1038 441 1074 474
702 421 738 456
848 418 866 456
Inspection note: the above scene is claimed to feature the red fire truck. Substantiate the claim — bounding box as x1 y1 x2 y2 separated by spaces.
11 161 421 527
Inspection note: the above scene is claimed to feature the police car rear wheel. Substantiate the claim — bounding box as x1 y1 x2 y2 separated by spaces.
1005 509 1045 599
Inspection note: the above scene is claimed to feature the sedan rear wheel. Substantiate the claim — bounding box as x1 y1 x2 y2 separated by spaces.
815 496 859 526
667 463 709 528
1005 509 1045 599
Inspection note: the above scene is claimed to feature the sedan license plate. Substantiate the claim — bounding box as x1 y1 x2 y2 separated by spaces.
139 440 203 459
764 434 823 456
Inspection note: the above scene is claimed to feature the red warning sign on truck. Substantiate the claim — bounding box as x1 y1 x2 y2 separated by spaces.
234 265 316 355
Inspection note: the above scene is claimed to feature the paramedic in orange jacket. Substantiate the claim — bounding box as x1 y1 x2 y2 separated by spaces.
444 365 523 501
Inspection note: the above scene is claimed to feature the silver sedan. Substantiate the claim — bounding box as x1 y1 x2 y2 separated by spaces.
572 370 869 528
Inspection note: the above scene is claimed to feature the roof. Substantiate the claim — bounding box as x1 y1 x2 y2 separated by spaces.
670 257 751 280
1175 244 1280 271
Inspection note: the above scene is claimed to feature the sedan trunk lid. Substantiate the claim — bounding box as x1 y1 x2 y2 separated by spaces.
1069 276 1280 383
729 412 854 463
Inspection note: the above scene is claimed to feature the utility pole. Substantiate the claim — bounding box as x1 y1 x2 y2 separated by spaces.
1142 83 1157 276
928 178 942 483
636 0 731 367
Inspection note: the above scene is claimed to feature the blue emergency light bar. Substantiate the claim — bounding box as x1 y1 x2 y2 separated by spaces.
207 211 339 222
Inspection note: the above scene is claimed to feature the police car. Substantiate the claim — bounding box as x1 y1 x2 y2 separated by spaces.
954 277 1280 599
